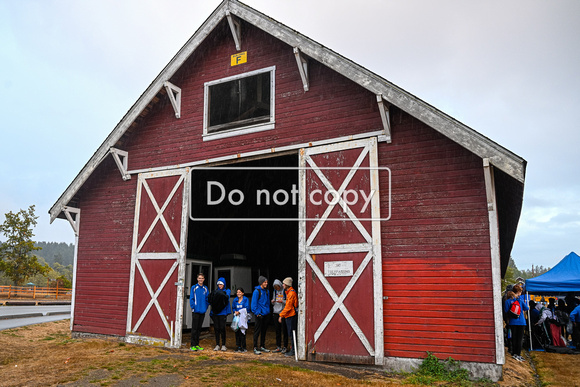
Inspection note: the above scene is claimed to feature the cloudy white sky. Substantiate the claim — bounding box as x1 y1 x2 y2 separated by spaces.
1 0 578 270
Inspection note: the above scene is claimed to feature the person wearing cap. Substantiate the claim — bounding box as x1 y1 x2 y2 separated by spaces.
251 275 271 354
271 279 288 353
211 277 231 351
279 277 298 357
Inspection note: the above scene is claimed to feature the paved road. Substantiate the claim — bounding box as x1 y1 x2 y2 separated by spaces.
0 305 71 330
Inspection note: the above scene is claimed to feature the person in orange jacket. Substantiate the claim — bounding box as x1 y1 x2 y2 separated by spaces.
278 277 298 357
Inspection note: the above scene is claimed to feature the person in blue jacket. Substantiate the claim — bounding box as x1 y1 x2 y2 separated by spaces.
189 273 209 351
251 276 270 354
504 284 529 362
231 287 250 352
570 303 580 348
211 277 231 351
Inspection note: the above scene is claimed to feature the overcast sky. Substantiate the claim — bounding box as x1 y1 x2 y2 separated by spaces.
1 0 578 270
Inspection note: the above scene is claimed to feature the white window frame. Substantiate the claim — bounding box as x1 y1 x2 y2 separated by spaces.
203 66 276 141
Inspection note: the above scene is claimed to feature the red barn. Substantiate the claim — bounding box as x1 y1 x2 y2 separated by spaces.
50 0 525 380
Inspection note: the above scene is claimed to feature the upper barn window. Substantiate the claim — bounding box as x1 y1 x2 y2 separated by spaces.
203 66 275 140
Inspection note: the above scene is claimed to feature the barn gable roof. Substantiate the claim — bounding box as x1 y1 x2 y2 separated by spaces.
49 0 526 222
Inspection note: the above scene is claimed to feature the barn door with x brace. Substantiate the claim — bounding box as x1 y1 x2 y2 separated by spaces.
126 169 189 348
298 137 383 365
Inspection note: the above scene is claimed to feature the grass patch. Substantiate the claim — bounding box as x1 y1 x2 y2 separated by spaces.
402 352 491 386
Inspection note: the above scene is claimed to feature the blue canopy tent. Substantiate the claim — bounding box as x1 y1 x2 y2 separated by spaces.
525 252 580 351
526 252 580 295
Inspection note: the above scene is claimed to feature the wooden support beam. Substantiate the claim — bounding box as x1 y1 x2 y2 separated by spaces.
293 47 309 92
376 94 392 143
110 147 131 181
163 81 182 119
226 10 242 51
63 206 80 236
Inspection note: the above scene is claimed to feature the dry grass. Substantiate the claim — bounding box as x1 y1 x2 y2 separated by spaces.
3 319 576 386
0 320 400 386
531 350 580 387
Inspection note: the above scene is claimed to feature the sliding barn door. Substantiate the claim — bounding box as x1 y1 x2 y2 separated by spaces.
126 169 189 348
299 137 383 365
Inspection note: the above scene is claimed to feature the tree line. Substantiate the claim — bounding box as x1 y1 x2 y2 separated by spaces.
502 257 551 291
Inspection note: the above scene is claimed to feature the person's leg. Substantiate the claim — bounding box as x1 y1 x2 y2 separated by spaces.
241 330 247 350
219 316 227 348
572 323 580 347
273 313 282 348
191 313 200 347
282 317 288 349
512 325 524 356
212 315 220 347
253 315 262 349
235 329 241 349
260 314 269 348
285 315 296 355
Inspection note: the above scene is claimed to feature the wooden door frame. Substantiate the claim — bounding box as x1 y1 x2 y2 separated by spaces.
298 137 384 365
126 168 189 348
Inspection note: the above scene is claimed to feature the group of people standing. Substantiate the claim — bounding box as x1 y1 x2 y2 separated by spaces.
189 273 298 357
504 282 580 361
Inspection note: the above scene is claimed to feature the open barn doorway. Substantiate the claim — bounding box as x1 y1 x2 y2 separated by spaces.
183 153 299 336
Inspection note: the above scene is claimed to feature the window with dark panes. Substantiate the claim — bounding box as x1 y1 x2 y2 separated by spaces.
208 71 272 132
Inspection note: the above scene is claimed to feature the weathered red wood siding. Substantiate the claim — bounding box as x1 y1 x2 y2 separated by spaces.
379 108 494 363
74 156 136 336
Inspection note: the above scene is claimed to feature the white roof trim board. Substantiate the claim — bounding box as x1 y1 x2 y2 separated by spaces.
49 0 526 222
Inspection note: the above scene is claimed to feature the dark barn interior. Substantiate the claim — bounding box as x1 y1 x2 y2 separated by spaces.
187 153 299 291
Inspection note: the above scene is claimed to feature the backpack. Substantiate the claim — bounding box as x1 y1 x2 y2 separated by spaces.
554 310 569 325
507 300 521 319
208 288 229 314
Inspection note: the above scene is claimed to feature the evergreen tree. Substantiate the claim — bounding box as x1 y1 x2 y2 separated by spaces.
0 206 50 285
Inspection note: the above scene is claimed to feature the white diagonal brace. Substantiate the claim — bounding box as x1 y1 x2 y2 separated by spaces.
306 253 374 355
110 148 131 181
63 206 80 236
293 47 309 92
226 10 242 51
376 94 392 143
163 82 182 119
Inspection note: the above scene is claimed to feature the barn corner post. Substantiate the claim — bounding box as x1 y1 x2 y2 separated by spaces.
483 159 505 365
297 148 308 361
63 206 80 331
174 167 191 348
369 137 385 366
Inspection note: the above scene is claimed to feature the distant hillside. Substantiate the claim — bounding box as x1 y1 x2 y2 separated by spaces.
34 241 74 267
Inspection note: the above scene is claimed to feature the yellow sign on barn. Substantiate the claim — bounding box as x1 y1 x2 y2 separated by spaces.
231 51 247 66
